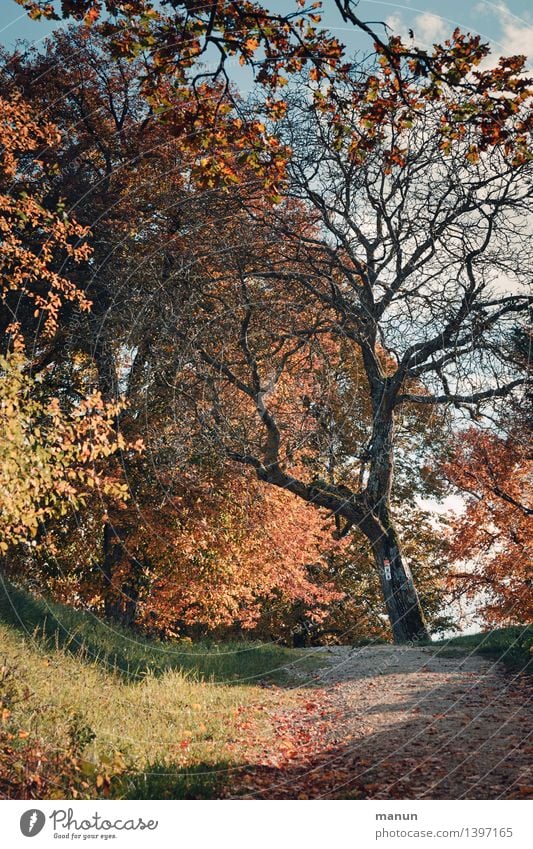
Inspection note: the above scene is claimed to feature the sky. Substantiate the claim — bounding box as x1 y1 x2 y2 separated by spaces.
1 0 532 65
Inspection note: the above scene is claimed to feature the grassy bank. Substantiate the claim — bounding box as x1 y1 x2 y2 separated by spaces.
0 580 299 684
431 625 533 674
0 580 308 799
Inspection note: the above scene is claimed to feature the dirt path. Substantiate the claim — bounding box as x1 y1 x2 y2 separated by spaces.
237 645 533 799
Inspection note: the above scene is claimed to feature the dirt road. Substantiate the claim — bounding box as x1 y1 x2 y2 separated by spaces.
238 645 533 799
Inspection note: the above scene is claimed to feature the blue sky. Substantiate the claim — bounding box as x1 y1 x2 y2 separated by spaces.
2 0 532 64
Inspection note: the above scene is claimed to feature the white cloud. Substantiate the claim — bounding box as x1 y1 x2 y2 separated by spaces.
384 11 448 48
496 7 533 58
385 14 405 35
417 494 466 518
381 2 532 64
476 1 533 64
413 12 448 48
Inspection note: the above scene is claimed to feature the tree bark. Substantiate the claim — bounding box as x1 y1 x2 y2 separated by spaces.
102 520 123 622
364 381 430 643
369 517 430 643
102 521 144 627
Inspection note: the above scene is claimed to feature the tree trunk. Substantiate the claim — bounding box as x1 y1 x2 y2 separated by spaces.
364 387 431 643
102 521 144 627
369 518 430 644
102 520 126 622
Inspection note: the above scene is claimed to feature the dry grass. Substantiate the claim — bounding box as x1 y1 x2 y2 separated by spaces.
0 582 316 798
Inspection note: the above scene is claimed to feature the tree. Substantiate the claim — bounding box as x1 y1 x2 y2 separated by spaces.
15 0 345 90
446 429 532 625
16 2 528 180
106 469 343 636
0 88 139 553
444 335 532 626
0 75 450 629
172 54 532 642
6 13 531 642
254 500 453 646
0 90 90 350
0 351 130 553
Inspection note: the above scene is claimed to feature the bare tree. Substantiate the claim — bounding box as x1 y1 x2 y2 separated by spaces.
169 68 532 643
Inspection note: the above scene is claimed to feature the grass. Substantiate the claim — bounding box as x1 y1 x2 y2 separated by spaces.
6 579 529 799
0 579 301 684
0 580 313 799
430 625 533 674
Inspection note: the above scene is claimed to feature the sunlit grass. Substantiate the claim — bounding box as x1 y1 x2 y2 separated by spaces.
0 581 314 798
431 625 533 673
0 580 302 684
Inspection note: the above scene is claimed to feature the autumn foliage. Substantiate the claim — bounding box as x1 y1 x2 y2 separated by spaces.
445 427 532 626
0 92 90 345
1 2 532 644
0 89 140 551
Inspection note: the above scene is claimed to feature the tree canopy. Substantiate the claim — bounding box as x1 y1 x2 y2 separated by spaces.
1 2 531 642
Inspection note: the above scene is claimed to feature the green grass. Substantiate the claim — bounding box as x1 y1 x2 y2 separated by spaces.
430 625 533 673
2 581 530 798
0 579 301 684
0 580 311 799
